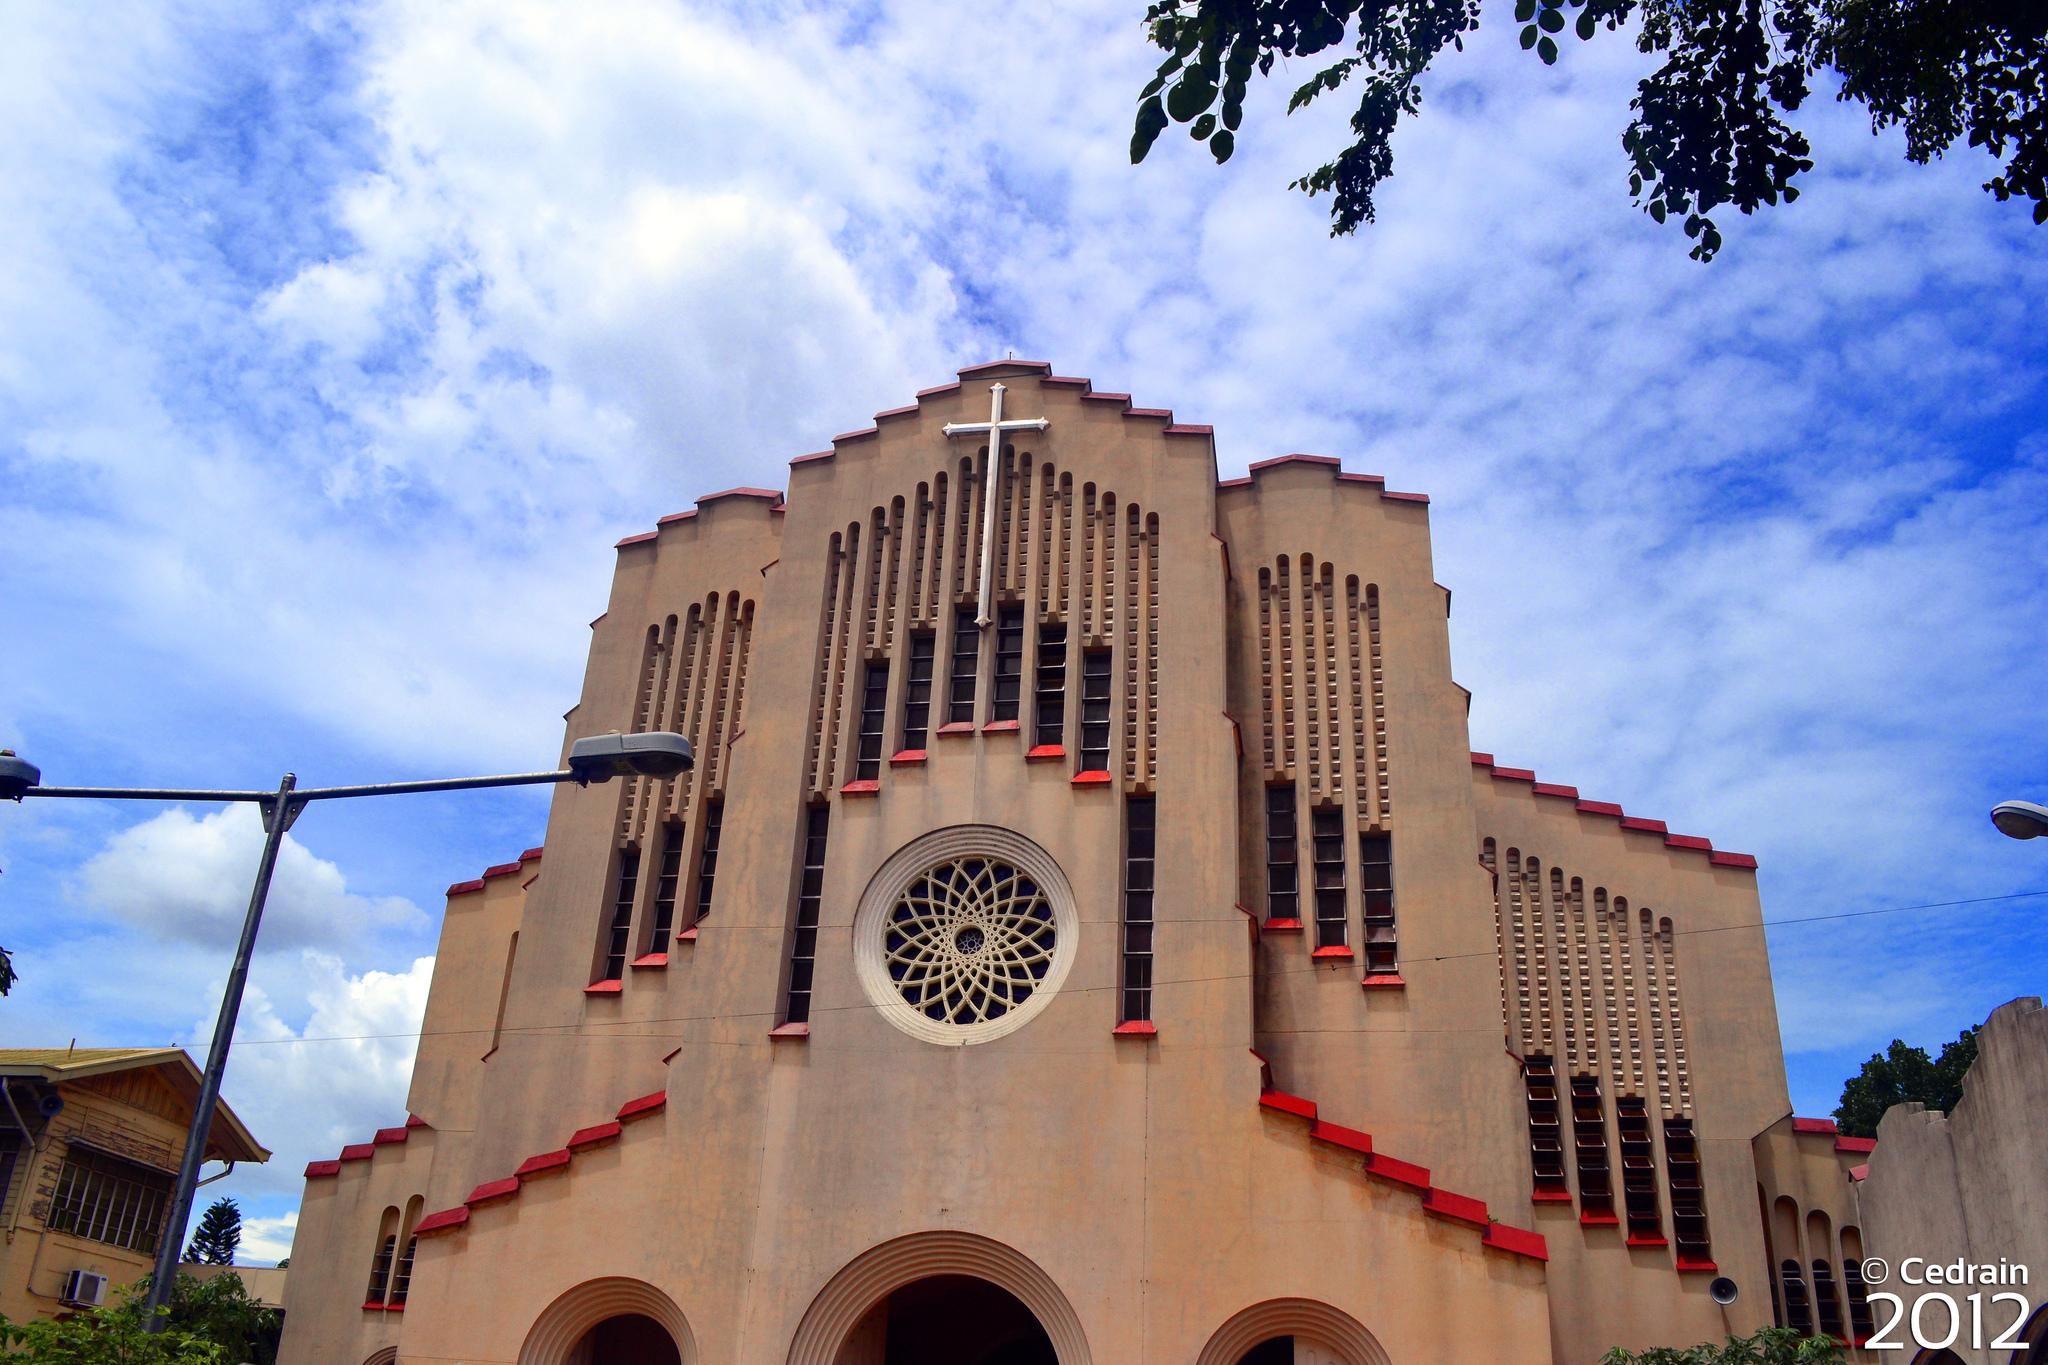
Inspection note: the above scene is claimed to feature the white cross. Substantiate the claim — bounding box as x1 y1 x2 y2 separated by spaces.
943 382 1048 627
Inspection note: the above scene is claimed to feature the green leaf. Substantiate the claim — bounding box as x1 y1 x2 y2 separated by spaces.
1649 200 1666 223
1576 10 1596 39
1537 33 1558 62
1192 113 1216 139
1166 73 1215 123
1538 8 1564 33
1212 129 1235 163
2036 200 2048 225
1521 23 1539 48
1515 0 1536 21
1131 95 1169 164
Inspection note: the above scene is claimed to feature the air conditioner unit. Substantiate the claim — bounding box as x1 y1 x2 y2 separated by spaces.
60 1269 108 1307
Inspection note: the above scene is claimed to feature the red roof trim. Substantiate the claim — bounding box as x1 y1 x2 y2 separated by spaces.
1259 1089 1317 1121
1791 1116 1839 1136
1848 1163 1870 1182
790 449 834 465
1250 453 1340 472
1163 423 1213 436
1664 833 1713 851
1309 1120 1373 1156
616 1092 666 1121
1532 783 1579 799
1364 1152 1431 1191
915 382 961 398
1483 1222 1550 1263
1423 1187 1490 1228
515 1149 572 1179
412 1206 469 1236
656 510 695 526
1336 471 1387 484
697 486 783 505
874 404 919 420
304 1159 341 1178
483 862 521 879
1576 800 1626 817
1381 490 1431 504
446 879 485 896
1125 406 1173 420
1491 767 1537 782
373 1127 409 1145
1709 850 1760 869
1836 1135 1877 1154
567 1121 621 1150
959 359 1051 375
519 847 543 862
1470 752 1496 766
339 1144 374 1162
614 531 658 548
1619 817 1669 834
1217 476 1252 489
406 1113 429 1129
1041 375 1090 389
1081 391 1132 404
465 1177 519 1206
832 426 879 443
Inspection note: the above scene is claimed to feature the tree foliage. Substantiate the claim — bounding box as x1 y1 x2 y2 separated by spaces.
1129 0 2048 260
183 1197 243 1266
0 1302 224 1364
1602 1326 1847 1364
1834 1025 1978 1137
1 944 16 996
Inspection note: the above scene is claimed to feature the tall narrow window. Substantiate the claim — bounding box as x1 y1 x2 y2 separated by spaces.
1264 784 1299 923
1572 1074 1615 1223
1665 1118 1713 1268
388 1235 417 1306
1841 1257 1875 1341
947 604 980 723
692 800 724 923
1122 796 1156 1023
783 805 830 1025
991 604 1025 722
648 824 684 955
1360 831 1399 975
1523 1055 1568 1200
1812 1260 1844 1338
1617 1095 1663 1243
599 848 639 982
366 1230 396 1304
1780 1261 1814 1334
901 631 935 750
1311 808 1347 950
1078 649 1112 773
854 663 888 780
1033 622 1067 748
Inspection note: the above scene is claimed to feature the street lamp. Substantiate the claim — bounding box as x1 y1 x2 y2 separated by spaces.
0 732 691 1326
1991 799 2048 840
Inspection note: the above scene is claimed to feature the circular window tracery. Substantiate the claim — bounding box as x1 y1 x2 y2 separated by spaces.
886 856 1056 1025
855 827 1077 1046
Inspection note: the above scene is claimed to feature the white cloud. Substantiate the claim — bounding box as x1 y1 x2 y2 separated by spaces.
74 805 424 948
238 1209 299 1266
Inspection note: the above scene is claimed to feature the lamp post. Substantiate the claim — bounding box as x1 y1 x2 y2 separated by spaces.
1991 800 2048 841
0 732 691 1327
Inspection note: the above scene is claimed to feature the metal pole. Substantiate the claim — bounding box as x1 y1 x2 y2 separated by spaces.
142 772 298 1328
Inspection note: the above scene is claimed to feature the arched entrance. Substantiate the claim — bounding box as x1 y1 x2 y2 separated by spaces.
1195 1299 1390 1365
838 1274 1054 1364
519 1277 696 1365
786 1230 1091 1365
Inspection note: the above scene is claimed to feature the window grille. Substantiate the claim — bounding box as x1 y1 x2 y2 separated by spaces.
855 663 888 780
366 1233 396 1303
1360 831 1399 973
1312 807 1347 948
599 848 639 981
1078 649 1111 772
648 824 683 955
1123 797 1156 1022
46 1146 171 1253
901 632 935 749
388 1236 417 1306
991 605 1025 721
947 604 980 723
1264 785 1299 922
784 805 830 1024
692 800 724 923
1034 622 1067 748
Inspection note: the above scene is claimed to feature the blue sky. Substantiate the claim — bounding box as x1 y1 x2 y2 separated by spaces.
1 0 2043 1264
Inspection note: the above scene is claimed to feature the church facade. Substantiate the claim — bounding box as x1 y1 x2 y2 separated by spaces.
277 361 1870 1365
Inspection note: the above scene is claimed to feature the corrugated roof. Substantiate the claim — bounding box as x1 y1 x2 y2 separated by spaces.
0 1046 269 1164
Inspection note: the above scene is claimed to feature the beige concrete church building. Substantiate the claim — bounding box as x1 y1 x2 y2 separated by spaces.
278 361 1876 1365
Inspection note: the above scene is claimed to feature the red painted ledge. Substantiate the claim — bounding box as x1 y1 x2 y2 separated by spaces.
374 1126 409 1145
1470 751 1495 766
832 426 879 443
936 721 976 737
483 861 522 879
1163 423 1213 436
839 779 880 796
874 403 919 421
1791 1116 1839 1136
1071 770 1112 786
1250 453 1341 473
567 1121 621 1150
411 1206 469 1236
520 846 544 862
1025 744 1065 761
890 749 929 766
1580 1211 1621 1227
1709 850 1760 869
675 925 698 943
981 719 1020 733
1263 918 1304 933
1664 833 1713 851
1483 1222 1550 1263
631 952 667 969
362 1300 389 1312
1311 945 1354 960
1423 1187 1491 1229
1576 799 1626 817
584 978 623 995
1619 816 1669 834
516 1149 572 1179
1835 1135 1877 1154
1381 490 1431 504
465 1176 520 1207
1082 390 1132 405
1309 1120 1373 1156
1364 1152 1431 1191
339 1143 375 1162
1259 1089 1317 1121
616 1091 666 1122
1848 1163 1870 1182
614 531 658 549
1675 1256 1720 1273
1111 1020 1158 1037
1532 783 1580 800
768 1022 811 1040
1626 1233 1670 1248
1531 1189 1575 1204
303 1159 341 1178
1360 974 1407 990
447 879 485 896
1492 767 1536 782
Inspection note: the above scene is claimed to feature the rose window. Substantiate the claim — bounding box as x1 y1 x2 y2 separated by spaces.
884 856 1057 1025
854 826 1078 1046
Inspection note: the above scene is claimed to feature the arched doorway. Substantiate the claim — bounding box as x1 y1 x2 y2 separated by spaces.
1195 1299 1390 1365
567 1312 682 1365
786 1230 1091 1365
838 1274 1054 1364
519 1277 696 1365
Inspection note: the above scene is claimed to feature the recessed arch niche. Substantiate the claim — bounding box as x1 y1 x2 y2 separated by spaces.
1195 1299 1391 1365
